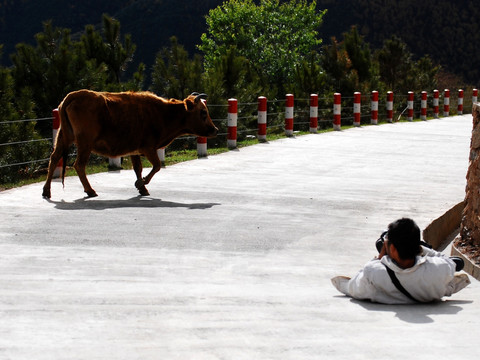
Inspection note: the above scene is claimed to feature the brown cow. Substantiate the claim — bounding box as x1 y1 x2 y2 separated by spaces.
42 90 218 198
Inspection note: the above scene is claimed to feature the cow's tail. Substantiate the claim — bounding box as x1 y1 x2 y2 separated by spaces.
58 94 76 188
61 145 68 188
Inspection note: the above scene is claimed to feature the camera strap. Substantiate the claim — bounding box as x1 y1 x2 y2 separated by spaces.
383 264 421 303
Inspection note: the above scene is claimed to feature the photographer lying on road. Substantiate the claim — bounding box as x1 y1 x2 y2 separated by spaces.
332 218 470 304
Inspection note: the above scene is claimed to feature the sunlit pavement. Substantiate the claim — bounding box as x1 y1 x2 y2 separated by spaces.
1 115 479 359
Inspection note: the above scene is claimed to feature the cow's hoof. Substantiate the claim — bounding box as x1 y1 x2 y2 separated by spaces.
42 189 51 198
86 190 98 197
134 179 145 189
138 187 150 196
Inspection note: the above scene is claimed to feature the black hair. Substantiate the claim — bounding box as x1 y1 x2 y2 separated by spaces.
387 218 421 259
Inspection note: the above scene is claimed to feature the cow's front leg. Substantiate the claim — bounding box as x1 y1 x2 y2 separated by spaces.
137 150 162 194
131 155 149 196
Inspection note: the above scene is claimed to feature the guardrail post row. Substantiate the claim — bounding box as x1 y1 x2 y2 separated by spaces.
386 91 394 123
197 137 208 157
371 91 378 125
353 92 361 126
421 91 427 120
458 89 464 115
444 89 450 116
257 96 267 141
227 98 238 149
473 88 478 104
52 108 63 178
285 94 294 136
433 90 439 118
333 92 341 131
309 94 318 133
407 91 414 121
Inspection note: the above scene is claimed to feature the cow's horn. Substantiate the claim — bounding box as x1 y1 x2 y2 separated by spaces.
194 93 208 103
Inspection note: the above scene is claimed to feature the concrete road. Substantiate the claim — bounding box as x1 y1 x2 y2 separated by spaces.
1 116 479 359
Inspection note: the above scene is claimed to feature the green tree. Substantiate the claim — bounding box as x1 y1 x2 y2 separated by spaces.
294 50 327 97
199 0 326 97
343 26 371 84
123 62 145 92
150 36 203 99
413 55 439 92
82 14 137 86
202 46 269 140
11 21 108 120
11 16 143 122
0 46 20 123
376 35 413 93
204 46 265 100
0 46 49 183
319 26 384 95
320 36 358 94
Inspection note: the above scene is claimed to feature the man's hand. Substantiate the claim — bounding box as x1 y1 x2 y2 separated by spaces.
378 240 387 259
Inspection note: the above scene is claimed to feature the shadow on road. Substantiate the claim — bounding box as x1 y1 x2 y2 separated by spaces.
349 298 473 324
45 196 221 211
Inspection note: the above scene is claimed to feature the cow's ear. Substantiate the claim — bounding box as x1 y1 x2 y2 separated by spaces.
185 98 196 111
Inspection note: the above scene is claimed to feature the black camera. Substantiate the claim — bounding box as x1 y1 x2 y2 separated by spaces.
375 231 387 253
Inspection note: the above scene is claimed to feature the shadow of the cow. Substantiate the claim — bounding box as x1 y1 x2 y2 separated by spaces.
45 196 220 211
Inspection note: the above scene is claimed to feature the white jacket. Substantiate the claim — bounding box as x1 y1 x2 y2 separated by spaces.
347 246 459 304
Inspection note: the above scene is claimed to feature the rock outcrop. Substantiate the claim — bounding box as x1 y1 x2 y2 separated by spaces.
460 103 480 246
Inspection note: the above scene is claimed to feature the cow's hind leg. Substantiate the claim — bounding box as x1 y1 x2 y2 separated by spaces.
74 147 97 197
131 155 149 196
42 143 64 198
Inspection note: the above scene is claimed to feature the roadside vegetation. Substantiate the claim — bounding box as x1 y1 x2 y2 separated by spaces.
0 0 467 186
0 130 303 191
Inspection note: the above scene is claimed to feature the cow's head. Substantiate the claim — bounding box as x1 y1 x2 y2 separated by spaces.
184 93 218 138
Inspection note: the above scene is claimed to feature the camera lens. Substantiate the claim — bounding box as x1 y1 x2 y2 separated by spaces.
375 231 388 253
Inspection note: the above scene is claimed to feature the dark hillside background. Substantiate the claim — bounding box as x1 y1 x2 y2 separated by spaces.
320 0 480 85
0 0 134 53
1 0 479 85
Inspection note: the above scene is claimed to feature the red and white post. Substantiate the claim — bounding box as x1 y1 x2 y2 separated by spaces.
371 91 378 125
420 91 427 121
157 148 165 166
52 108 63 178
433 90 439 118
197 137 208 157
473 88 478 104
309 94 318 133
333 93 341 131
458 89 464 115
386 91 394 123
353 92 361 126
444 89 450 116
108 156 121 168
257 96 267 141
227 98 238 149
285 94 294 136
407 91 414 121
